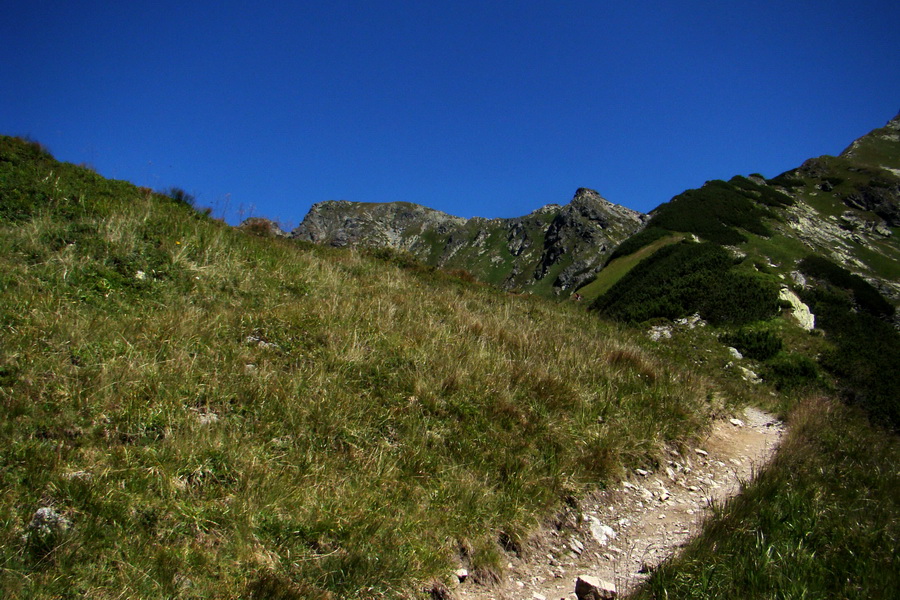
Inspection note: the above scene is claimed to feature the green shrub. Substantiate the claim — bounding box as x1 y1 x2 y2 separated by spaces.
763 353 819 390
160 186 195 207
607 227 671 262
799 255 894 318
592 242 781 326
721 329 783 361
637 178 785 246
798 261 900 429
766 172 806 188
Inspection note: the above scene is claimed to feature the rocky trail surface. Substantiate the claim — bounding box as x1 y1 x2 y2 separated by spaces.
450 406 785 600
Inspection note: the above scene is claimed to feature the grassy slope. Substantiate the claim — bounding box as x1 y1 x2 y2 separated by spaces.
0 136 736 599
4 134 898 600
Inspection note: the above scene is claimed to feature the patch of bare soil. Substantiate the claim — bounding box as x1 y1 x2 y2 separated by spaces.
452 406 785 600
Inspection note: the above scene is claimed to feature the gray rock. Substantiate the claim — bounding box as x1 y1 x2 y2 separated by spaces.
648 325 672 341
587 517 616 546
739 366 763 384
28 507 71 536
25 506 72 550
575 575 617 599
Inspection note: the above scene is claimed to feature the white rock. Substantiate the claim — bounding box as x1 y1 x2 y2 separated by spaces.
738 366 762 384
569 538 584 554
648 325 672 341
727 347 743 360
694 448 708 457
779 287 815 331
454 568 468 582
729 418 745 427
588 517 616 546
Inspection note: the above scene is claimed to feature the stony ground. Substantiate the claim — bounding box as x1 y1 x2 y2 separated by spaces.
451 406 785 600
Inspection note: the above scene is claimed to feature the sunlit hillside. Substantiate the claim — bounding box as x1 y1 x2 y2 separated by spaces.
0 136 738 598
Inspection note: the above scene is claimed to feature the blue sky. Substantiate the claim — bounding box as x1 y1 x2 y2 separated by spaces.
3 1 899 227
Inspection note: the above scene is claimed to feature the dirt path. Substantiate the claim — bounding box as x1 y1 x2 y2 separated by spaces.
453 406 785 600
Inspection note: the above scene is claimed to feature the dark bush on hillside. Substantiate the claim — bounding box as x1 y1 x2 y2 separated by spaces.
762 353 820 391
642 179 780 246
161 187 196 207
728 175 795 208
363 246 433 273
799 256 894 318
766 172 806 188
721 329 783 361
796 257 897 427
801 286 900 430
592 241 781 326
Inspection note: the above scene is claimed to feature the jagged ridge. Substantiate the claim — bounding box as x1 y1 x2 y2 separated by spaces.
291 188 647 294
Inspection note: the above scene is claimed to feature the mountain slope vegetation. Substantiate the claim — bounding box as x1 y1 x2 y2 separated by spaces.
585 115 900 599
2 113 899 600
1 135 737 598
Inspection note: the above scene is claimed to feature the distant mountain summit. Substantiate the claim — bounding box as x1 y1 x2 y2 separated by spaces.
291 189 647 294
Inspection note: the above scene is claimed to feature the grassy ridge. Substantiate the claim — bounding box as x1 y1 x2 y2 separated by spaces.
0 136 724 598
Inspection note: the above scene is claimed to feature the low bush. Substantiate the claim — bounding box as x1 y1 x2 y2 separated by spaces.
632 178 786 246
607 226 671 262
721 329 783 361
763 352 820 391
766 172 806 188
592 242 781 326
797 256 900 429
799 255 894 319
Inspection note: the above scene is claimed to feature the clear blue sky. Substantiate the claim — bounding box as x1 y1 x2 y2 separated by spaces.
3 1 898 227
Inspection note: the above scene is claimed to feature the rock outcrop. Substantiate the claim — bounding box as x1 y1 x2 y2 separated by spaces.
291 190 646 295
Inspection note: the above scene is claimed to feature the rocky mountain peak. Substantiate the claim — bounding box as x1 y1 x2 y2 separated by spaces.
573 187 605 202
290 190 646 295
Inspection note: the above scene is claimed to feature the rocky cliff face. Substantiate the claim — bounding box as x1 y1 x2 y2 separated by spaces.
291 189 646 295
292 201 466 250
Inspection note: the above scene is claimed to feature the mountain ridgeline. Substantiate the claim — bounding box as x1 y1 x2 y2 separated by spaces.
285 113 900 427
290 188 647 295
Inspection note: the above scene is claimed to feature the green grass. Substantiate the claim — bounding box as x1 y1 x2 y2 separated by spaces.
631 398 900 600
0 135 725 598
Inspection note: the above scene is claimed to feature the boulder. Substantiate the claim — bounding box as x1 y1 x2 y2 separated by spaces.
779 287 815 331
575 575 617 599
